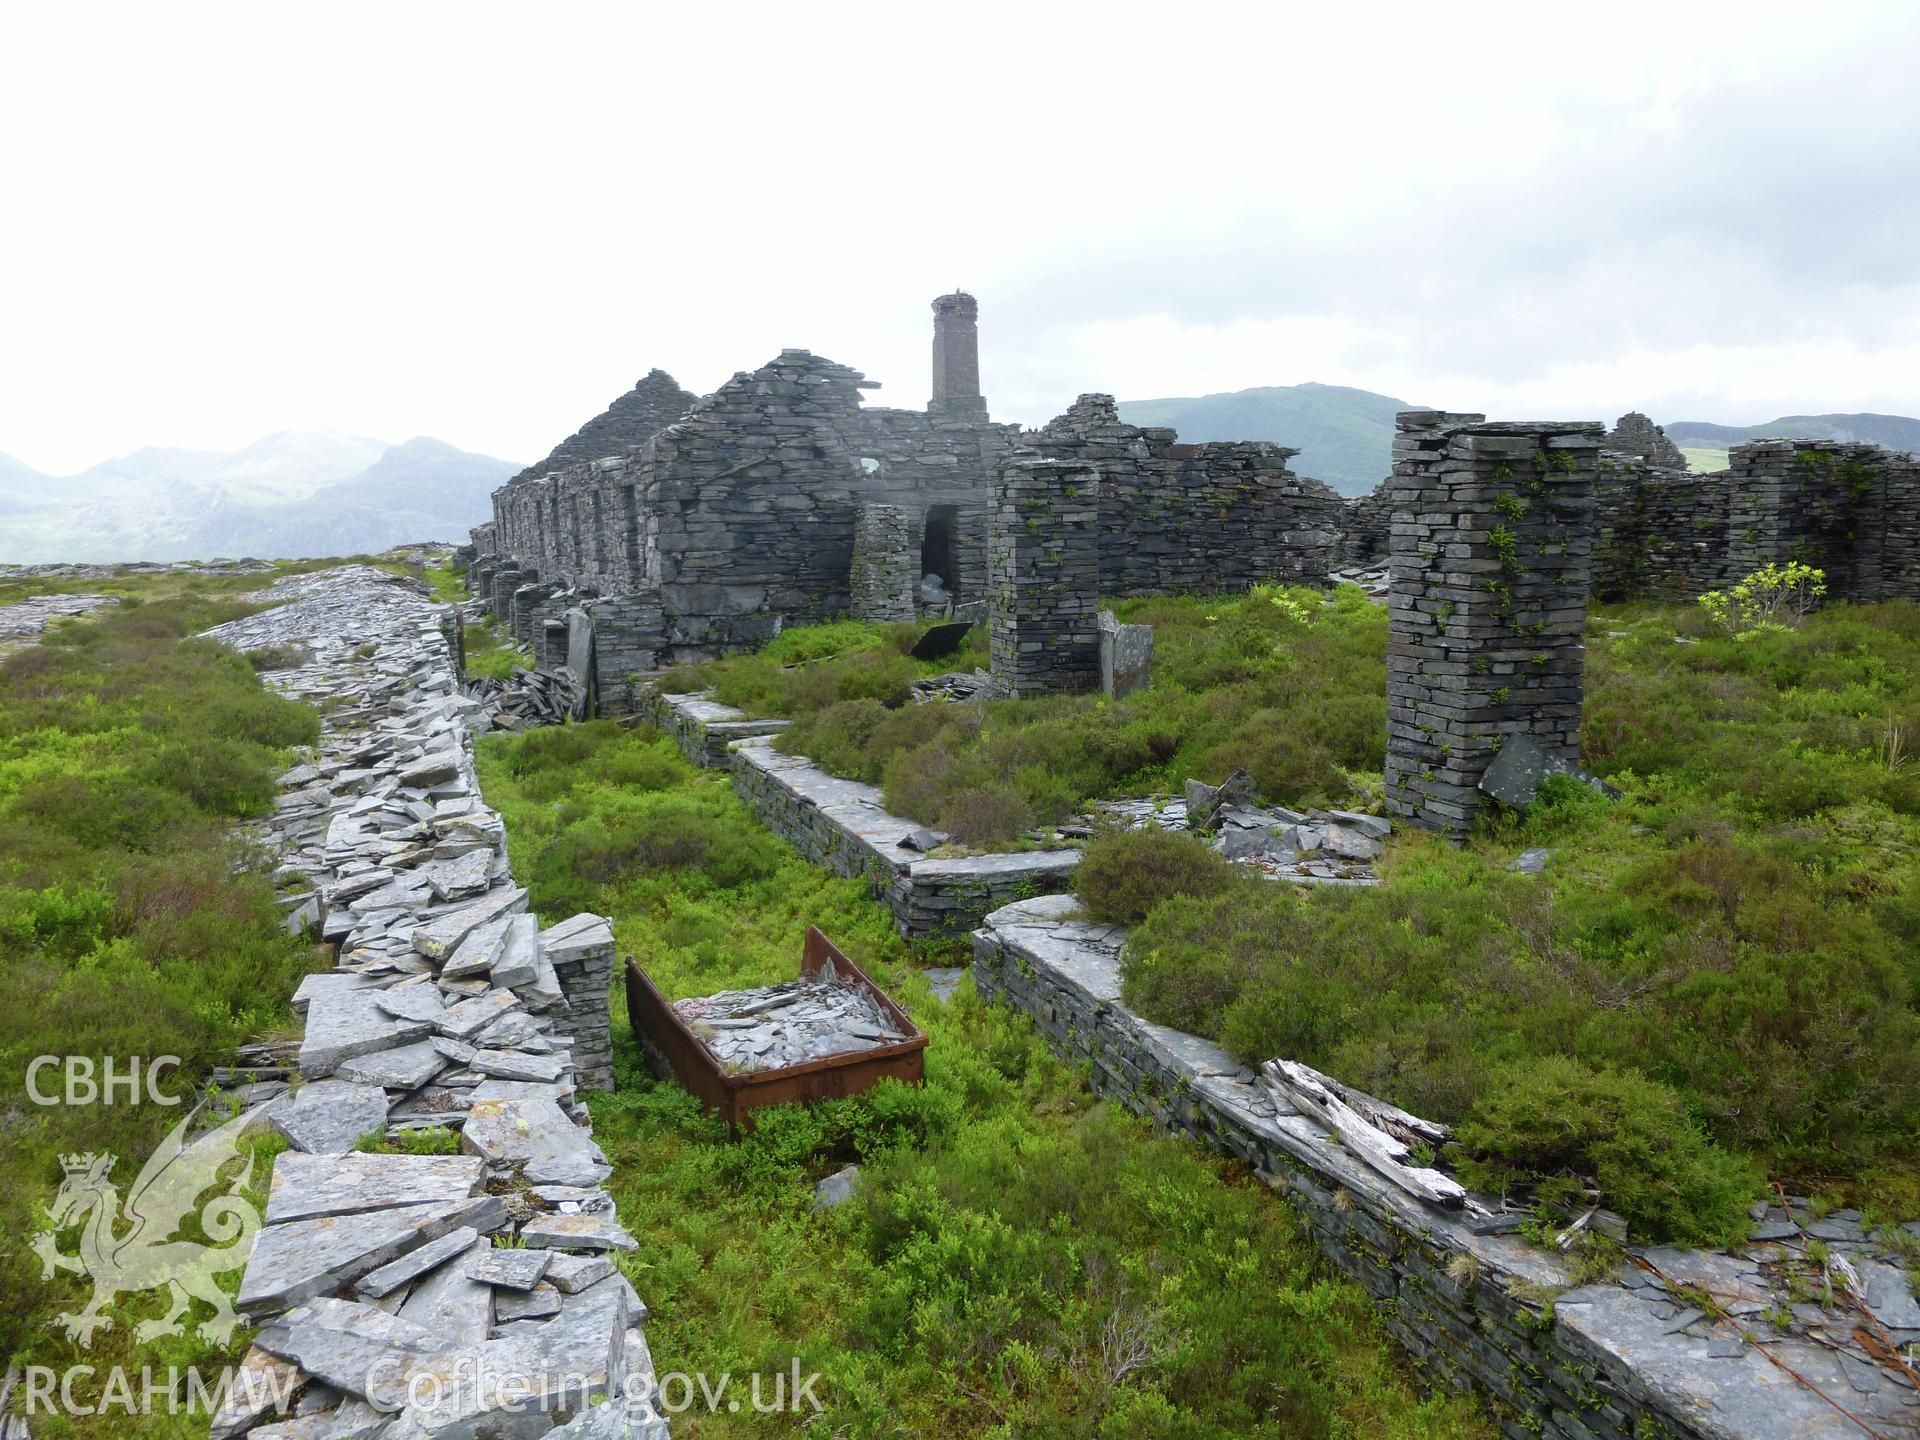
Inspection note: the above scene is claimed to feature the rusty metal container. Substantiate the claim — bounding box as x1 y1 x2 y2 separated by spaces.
623 926 927 1131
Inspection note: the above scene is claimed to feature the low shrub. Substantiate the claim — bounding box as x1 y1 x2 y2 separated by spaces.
1075 826 1238 925
1450 1056 1758 1246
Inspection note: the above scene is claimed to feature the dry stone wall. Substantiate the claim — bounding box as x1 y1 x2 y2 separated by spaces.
1589 439 1920 603
632 687 1080 938
196 567 665 1439
1384 413 1600 836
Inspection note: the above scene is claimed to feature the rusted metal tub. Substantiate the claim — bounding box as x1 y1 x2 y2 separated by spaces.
624 926 927 1131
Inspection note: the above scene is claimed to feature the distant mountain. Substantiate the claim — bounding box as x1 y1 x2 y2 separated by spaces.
1117 382 1421 496
1666 413 1920 454
0 429 519 563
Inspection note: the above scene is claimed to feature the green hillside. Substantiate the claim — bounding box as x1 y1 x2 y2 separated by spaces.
1117 382 1419 496
1667 413 1920 454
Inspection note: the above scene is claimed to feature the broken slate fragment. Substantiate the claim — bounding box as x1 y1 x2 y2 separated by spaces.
436 987 522 1040
335 1039 446 1091
467 1247 552 1291
252 1298 439 1409
238 1193 506 1316
410 884 526 961
489 912 542 988
355 1223 481 1299
543 1251 615 1294
372 981 446 1024
462 1093 610 1186
265 1151 486 1224
495 1282 565 1322
519 1211 638 1252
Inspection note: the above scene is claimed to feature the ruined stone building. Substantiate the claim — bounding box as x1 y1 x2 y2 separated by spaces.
467 293 1349 705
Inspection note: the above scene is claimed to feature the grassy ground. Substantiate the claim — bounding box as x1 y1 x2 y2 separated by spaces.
0 570 325 1435
1680 446 1730 473
476 721 1490 1439
1117 598 1920 1241
655 588 1920 1243
670 585 1385 847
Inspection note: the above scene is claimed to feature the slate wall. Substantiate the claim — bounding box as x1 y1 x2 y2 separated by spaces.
1032 394 1346 593
1384 414 1600 836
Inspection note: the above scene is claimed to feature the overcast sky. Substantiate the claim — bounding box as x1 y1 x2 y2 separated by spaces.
3 1 1918 473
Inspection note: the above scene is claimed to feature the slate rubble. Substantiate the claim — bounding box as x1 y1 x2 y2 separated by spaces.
0 592 118 652
672 974 911 1074
196 566 663 1439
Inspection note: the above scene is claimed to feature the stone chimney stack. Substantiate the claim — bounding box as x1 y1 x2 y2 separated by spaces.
930 291 988 418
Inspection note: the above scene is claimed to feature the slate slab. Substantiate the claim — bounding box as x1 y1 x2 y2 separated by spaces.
253 1297 439 1409
519 1212 638 1252
298 986 434 1078
335 1039 446 1091
265 1152 486 1224
468 1247 552 1291
355 1224 481 1300
270 1079 391 1155
398 1235 495 1346
238 1193 506 1316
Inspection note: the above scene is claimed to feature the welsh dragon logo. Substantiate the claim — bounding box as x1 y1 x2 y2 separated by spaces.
31 1102 269 1349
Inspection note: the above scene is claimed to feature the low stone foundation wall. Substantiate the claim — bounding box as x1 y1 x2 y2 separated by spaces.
632 687 789 768
974 895 1909 1440
632 687 1078 939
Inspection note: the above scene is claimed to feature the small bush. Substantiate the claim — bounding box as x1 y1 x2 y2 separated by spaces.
1075 826 1238 925
1450 1056 1758 1246
938 784 1033 847
245 642 308 671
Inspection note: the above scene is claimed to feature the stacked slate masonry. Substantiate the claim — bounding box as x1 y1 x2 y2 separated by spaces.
988 458 1104 697
1384 413 1601 836
466 294 1369 707
1589 438 1920 601
1032 394 1346 593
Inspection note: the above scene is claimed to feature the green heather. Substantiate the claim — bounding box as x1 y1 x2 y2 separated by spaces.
684 590 1920 1242
475 720 1489 1438
0 571 324 1436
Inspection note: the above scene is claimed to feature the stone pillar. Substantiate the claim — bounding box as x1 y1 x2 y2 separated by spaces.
930 291 987 418
541 916 616 1092
989 456 1102 698
510 582 553 646
489 568 524 623
585 593 667 714
1384 413 1602 837
541 618 569 669
850 502 918 621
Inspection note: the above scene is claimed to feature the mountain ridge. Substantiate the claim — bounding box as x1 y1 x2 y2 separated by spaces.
1117 382 1423 495
0 428 520 563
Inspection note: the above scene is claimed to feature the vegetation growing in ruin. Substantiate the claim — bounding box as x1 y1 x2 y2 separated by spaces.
475 720 1489 1439
1073 826 1238 925
0 576 322 1422
676 583 1388 847
1121 597 1920 1238
682 585 1920 1237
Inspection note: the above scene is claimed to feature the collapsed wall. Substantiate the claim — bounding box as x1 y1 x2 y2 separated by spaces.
473 348 1019 677
1591 439 1920 602
197 567 663 1439
1033 394 1346 593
